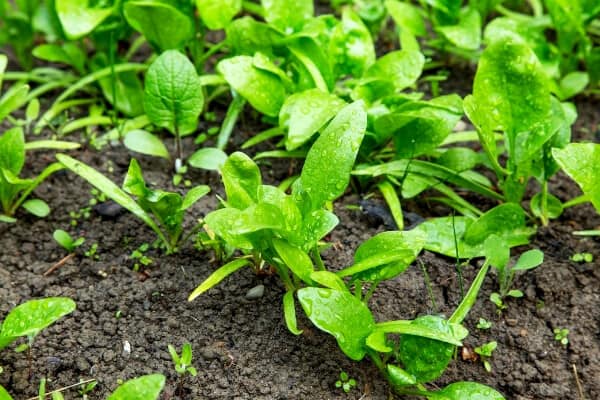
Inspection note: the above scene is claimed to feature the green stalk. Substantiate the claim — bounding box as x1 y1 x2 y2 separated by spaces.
217 92 246 150
449 262 490 324
563 194 589 208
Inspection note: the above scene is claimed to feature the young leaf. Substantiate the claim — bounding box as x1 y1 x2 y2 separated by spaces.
0 83 29 122
552 143 600 212
437 7 482 51
261 0 313 33
53 229 74 251
512 249 544 271
463 203 526 245
124 1 193 51
196 0 241 30
221 152 261 209
386 364 417 387
431 381 505 400
279 89 346 150
297 288 374 360
123 130 170 159
0 127 25 176
295 101 366 211
144 50 204 136
21 199 50 217
0 298 75 350
180 185 210 211
55 0 113 40
329 7 375 78
398 315 458 383
309 271 348 292
188 258 251 300
188 148 228 171
106 374 165 400
283 291 302 335
273 238 314 284
217 55 286 117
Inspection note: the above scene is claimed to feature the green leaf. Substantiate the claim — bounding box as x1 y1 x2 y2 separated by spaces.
558 72 589 100
350 230 426 282
329 7 375 78
56 154 167 246
0 298 75 349
0 83 29 122
0 385 12 400
431 381 505 399
221 152 261 209
283 291 302 335
123 130 170 159
370 318 467 347
144 50 204 136
279 89 346 150
124 1 194 51
53 229 74 251
385 0 426 37
0 127 25 176
513 249 544 271
21 199 50 217
295 101 366 211
32 43 85 73
297 288 374 360
530 192 563 220
261 0 313 32
300 209 339 247
188 147 228 171
437 7 481 51
398 316 459 383
92 55 145 117
188 258 251 300
386 364 417 387
0 54 7 92
273 238 314 284
196 0 241 30
180 185 210 210
309 271 348 291
552 143 600 212
55 0 113 40
106 374 165 400
463 203 526 245
465 38 550 167
217 55 286 117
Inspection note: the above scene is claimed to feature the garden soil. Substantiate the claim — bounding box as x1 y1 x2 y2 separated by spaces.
1 74 599 399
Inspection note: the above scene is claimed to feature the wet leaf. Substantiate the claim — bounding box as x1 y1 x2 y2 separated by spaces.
107 374 165 400
261 0 313 32
123 130 170 159
196 0 241 30
221 152 261 209
429 381 505 399
552 143 600 212
55 0 113 40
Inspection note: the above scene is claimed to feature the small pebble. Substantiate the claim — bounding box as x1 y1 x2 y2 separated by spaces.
93 201 125 218
245 284 265 300
122 340 131 358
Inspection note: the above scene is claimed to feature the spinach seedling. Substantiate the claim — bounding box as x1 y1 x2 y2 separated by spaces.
168 343 197 396
476 318 492 330
0 127 64 223
571 252 593 263
189 101 367 335
474 341 497 373
554 328 569 347
106 374 165 400
335 371 357 393
53 229 85 253
56 155 210 254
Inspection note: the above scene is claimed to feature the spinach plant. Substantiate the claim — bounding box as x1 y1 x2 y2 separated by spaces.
106 374 165 400
168 343 197 396
53 229 85 253
189 101 366 332
0 127 64 223
0 298 76 353
464 37 576 222
56 155 210 254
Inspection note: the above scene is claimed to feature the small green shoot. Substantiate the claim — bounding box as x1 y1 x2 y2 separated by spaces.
476 318 492 330
335 371 357 393
84 243 99 260
53 229 85 253
554 328 569 347
168 343 197 377
570 252 593 263
474 341 497 373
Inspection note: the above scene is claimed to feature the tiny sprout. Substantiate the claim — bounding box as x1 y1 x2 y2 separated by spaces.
489 293 506 311
84 243 99 260
335 371 357 393
554 328 569 346
53 229 85 253
570 252 593 263
476 318 492 330
474 341 497 373
168 343 197 377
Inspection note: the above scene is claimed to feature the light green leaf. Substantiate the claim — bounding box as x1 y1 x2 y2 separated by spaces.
387 364 417 387
106 374 165 400
55 0 113 40
261 0 313 32
0 384 13 400
283 291 302 335
558 71 589 100
437 7 481 51
309 271 348 292
196 0 241 30
463 203 525 245
0 298 75 348
124 1 193 51
53 229 74 251
297 288 374 360
143 50 204 136
21 199 50 217
329 7 375 78
217 55 286 117
221 152 261 209
180 185 210 210
431 381 505 399
552 143 600 212
296 101 366 211
188 147 228 171
123 129 170 159
273 238 314 284
0 83 29 122
513 249 544 271
279 89 346 150
0 127 25 176
188 258 251 300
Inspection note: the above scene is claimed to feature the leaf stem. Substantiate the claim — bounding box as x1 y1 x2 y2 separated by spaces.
217 91 246 150
563 194 589 209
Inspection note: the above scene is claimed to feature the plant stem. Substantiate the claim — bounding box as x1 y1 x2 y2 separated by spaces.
217 92 246 150
312 245 326 271
419 261 438 313
563 194 589 208
451 212 464 299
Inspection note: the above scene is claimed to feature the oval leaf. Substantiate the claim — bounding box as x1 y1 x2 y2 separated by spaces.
107 374 165 400
123 129 170 159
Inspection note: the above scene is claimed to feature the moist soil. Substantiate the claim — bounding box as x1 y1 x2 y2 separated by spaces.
1 71 600 399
